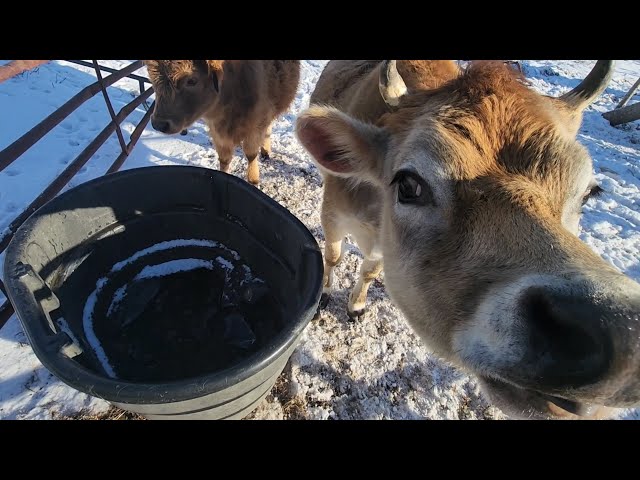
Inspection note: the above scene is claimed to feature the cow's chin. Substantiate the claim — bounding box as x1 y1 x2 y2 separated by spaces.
478 377 616 420
165 115 202 136
166 120 196 135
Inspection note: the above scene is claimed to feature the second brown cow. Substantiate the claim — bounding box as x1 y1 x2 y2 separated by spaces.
144 60 300 185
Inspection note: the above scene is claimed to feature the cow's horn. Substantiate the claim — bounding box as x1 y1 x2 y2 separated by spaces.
379 60 407 108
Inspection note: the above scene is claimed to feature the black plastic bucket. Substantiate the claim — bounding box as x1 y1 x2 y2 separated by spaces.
3 166 323 419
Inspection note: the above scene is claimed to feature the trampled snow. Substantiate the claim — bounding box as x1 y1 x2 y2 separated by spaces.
1 60 639 420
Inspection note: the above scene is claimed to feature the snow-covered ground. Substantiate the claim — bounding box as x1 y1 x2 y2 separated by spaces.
0 60 639 420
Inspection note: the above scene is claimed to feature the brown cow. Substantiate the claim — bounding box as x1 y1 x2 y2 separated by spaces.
296 60 640 419
144 60 300 185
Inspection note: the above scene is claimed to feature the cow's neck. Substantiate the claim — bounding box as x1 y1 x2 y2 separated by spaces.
217 60 260 110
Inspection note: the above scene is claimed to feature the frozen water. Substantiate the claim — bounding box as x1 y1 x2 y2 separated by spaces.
224 313 257 350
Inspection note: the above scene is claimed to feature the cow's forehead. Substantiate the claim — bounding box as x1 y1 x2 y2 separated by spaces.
381 63 593 191
146 60 195 81
390 113 592 193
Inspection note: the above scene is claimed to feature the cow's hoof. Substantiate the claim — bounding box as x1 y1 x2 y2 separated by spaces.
180 129 188 136
319 292 331 309
347 307 366 321
260 148 270 160
313 293 331 321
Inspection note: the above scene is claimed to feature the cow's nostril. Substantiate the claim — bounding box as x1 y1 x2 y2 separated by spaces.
521 287 612 388
151 119 170 133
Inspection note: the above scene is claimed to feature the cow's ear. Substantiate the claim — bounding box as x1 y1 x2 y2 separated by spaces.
296 106 388 185
205 60 224 92
194 60 224 92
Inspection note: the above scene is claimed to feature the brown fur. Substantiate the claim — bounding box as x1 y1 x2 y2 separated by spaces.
297 60 640 419
380 62 587 210
144 60 300 185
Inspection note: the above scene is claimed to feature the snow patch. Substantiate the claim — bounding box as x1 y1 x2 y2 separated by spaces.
82 277 116 378
110 239 239 272
135 258 214 280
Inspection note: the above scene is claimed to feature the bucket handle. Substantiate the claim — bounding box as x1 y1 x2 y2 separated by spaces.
7 262 82 357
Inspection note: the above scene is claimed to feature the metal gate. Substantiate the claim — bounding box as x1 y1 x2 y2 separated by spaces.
0 60 155 328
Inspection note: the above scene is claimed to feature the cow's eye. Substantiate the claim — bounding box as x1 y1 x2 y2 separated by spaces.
391 170 435 206
185 77 198 87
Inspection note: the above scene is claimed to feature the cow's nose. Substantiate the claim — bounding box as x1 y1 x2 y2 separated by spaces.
151 118 171 133
520 286 613 389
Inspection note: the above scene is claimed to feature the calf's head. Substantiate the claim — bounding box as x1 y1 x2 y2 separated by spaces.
297 60 640 419
144 60 225 134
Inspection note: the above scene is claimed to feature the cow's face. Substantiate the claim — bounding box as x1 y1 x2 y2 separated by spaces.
297 61 640 419
144 60 224 134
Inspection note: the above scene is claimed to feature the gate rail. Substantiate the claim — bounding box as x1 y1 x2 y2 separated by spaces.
0 60 155 328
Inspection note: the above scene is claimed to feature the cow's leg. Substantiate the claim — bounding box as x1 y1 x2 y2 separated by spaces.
320 210 346 311
347 257 383 321
347 229 382 320
208 124 234 173
260 123 273 159
242 128 268 185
